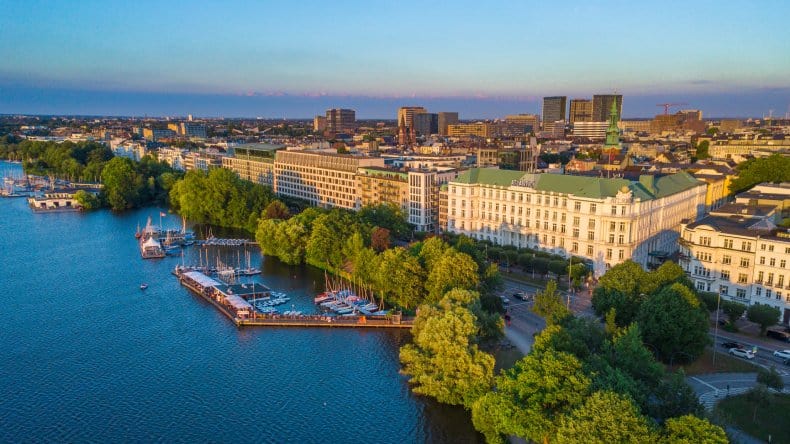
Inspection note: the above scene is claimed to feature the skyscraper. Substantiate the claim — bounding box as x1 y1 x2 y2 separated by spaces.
592 94 623 122
569 99 593 123
413 113 438 136
541 96 567 127
437 112 459 136
325 108 355 133
397 106 427 130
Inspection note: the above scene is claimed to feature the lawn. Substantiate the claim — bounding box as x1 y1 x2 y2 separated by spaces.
716 393 790 444
669 347 758 375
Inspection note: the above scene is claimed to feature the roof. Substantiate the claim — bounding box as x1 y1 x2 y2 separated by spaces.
686 215 783 239
183 271 222 288
452 168 703 200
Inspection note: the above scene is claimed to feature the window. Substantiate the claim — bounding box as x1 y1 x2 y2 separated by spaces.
720 285 728 295
573 228 579 238
573 216 580 226
572 242 578 253
588 220 596 229
608 234 615 243
757 271 764 283
739 258 750 268
770 258 776 267
721 270 730 280
778 275 785 288
590 203 597 213
696 281 706 291
618 235 625 245
610 221 616 231
588 231 595 241
760 256 766 265
767 273 774 285
756 287 762 297
781 260 787 268
574 202 581 211
767 289 773 298
696 252 712 262
724 239 733 249
587 245 594 255
700 236 711 246
741 241 751 251
736 289 747 299
618 250 624 260
611 206 617 215
722 255 731 265
606 249 612 259
738 274 748 284
619 222 626 232
769 245 775 252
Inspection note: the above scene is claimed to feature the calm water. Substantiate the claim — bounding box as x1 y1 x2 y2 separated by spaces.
0 162 480 443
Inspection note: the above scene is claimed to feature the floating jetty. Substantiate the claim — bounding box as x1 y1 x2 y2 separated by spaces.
175 268 411 329
199 237 258 247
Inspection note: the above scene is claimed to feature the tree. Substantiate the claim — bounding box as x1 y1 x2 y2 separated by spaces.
757 366 784 391
101 157 141 210
721 300 747 325
375 247 425 309
660 415 727 444
695 140 710 160
532 280 571 325
636 283 710 364
262 200 290 220
74 190 101 210
471 349 590 443
370 226 390 252
554 391 656 444
400 289 495 408
729 154 790 193
697 292 719 312
649 369 703 421
745 384 771 422
417 236 449 270
424 250 479 304
608 323 664 389
746 303 780 335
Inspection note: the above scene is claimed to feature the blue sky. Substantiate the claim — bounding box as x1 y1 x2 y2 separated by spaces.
1 0 789 118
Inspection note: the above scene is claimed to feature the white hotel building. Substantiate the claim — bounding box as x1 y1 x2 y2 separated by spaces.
445 168 706 276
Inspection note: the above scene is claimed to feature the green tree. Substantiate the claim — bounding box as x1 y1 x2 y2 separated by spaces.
101 157 141 210
400 289 495 408
729 154 790 193
695 140 710 160
721 300 747 325
660 415 728 444
757 366 784 391
746 303 780 335
376 247 425 308
608 323 664 389
305 214 344 270
636 283 710 363
262 200 290 220
554 391 656 444
532 280 571 325
74 190 101 210
649 369 703 421
418 236 449 270
424 250 479 303
471 349 591 443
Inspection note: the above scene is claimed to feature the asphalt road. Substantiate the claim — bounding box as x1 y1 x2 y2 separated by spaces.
709 333 790 375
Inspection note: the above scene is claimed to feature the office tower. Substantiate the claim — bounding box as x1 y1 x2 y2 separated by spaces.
437 112 459 136
413 113 438 136
505 114 540 134
569 99 593 123
592 94 623 122
542 96 567 129
313 116 327 132
397 106 427 130
325 108 356 133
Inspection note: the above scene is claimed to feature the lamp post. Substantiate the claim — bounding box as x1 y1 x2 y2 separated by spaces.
713 290 721 367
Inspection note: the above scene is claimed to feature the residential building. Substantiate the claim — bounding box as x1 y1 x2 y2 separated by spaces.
445 169 706 276
680 203 790 323
542 96 567 133
325 108 356 134
569 99 593 123
313 116 327 132
157 147 188 171
437 112 459 136
476 148 499 167
142 128 176 141
592 94 623 122
221 143 283 186
734 182 790 219
357 167 410 212
708 138 790 159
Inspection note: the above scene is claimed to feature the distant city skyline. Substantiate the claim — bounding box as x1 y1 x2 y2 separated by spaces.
1 0 789 118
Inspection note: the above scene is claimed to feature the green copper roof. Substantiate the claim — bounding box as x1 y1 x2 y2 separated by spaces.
452 168 703 201
605 99 620 147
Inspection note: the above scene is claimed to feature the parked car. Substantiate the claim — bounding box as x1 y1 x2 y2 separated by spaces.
766 329 790 343
721 341 742 349
772 350 790 360
729 348 755 359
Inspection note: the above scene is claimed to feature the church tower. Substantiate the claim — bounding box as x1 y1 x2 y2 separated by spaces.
604 100 620 148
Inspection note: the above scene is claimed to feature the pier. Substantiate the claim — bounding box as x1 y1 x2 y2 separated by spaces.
176 269 412 329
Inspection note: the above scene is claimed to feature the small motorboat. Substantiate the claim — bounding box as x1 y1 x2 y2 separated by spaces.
140 284 149 290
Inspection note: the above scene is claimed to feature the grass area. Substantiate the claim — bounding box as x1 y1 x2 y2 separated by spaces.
669 347 759 375
716 393 790 444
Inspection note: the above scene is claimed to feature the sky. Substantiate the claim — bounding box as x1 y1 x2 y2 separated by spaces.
1 0 789 119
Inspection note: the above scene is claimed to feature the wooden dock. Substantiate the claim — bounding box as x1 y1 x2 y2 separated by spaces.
177 273 413 329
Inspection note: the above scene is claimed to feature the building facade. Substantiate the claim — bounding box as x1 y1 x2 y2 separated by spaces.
592 94 623 122
542 96 567 132
325 109 356 134
569 99 593 123
437 112 459 136
397 106 427 130
680 206 790 323
445 169 706 276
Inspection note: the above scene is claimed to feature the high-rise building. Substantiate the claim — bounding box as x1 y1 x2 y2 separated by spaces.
505 114 540 134
413 113 438 136
397 106 427 130
569 99 593 123
437 112 459 136
313 116 327 132
542 96 567 130
592 94 623 122
325 108 356 133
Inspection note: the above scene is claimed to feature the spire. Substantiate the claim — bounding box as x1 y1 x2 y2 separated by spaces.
605 99 620 147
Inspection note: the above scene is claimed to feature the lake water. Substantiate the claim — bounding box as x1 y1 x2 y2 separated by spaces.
0 161 481 443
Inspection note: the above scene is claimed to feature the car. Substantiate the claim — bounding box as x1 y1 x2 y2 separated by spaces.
729 348 755 359
721 341 743 349
773 350 790 360
766 329 790 342
501 297 510 305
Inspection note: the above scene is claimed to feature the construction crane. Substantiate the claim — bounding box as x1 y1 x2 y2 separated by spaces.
656 103 688 115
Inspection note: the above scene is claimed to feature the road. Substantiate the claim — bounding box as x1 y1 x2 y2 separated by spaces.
709 332 790 375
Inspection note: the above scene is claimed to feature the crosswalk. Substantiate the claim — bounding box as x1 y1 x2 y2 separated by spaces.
699 386 790 410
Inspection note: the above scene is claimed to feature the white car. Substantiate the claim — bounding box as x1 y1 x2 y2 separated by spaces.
773 350 790 360
729 348 755 359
